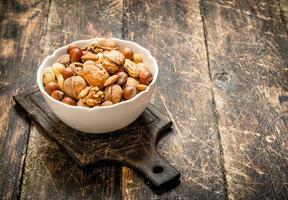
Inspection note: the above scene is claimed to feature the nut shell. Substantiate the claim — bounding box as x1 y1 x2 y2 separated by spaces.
67 44 78 54
43 67 56 85
124 59 140 78
100 38 117 49
79 61 109 89
62 67 75 79
115 71 128 85
63 76 87 99
132 53 142 64
102 101 113 106
104 75 119 87
136 84 148 91
139 70 153 85
51 63 65 91
69 47 83 62
56 54 70 66
104 84 123 103
101 57 119 74
51 90 64 101
124 77 139 88
62 97 76 106
103 50 125 65
81 52 98 63
121 48 133 60
123 86 136 100
45 82 60 95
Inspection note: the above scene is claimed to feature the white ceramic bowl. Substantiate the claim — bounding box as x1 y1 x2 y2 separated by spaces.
37 38 158 133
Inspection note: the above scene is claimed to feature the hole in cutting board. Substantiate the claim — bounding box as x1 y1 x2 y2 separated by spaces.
153 165 164 174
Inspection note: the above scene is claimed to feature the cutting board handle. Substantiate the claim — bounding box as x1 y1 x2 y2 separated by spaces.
134 151 180 188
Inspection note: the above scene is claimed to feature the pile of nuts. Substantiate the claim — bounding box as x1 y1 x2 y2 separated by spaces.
42 38 153 107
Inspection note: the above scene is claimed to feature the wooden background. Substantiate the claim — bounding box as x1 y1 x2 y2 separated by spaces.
0 0 287 199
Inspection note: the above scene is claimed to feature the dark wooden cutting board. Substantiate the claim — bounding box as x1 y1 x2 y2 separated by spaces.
13 87 180 189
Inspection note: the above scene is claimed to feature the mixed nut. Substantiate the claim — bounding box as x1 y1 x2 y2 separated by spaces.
42 38 153 107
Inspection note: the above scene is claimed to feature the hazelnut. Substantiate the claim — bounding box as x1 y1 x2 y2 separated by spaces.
62 67 75 79
51 90 64 101
136 84 148 91
63 76 87 99
124 77 139 88
45 82 60 95
104 84 122 103
104 75 119 87
115 71 128 85
133 53 142 63
69 47 83 62
121 48 133 60
62 97 76 106
67 44 78 54
139 70 153 85
123 86 136 100
102 101 113 106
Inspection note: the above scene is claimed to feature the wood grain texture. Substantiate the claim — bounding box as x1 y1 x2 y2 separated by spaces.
1 0 287 199
19 0 124 199
279 0 288 33
0 0 50 199
201 0 288 199
14 88 179 188
121 0 227 199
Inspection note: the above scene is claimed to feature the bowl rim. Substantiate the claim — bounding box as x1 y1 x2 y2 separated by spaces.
37 37 158 112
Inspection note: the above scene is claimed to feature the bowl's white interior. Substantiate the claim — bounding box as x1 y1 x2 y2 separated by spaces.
37 38 158 111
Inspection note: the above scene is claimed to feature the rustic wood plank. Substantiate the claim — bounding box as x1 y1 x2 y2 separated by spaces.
0 0 50 199
201 0 288 199
19 0 124 199
122 0 228 199
279 0 288 33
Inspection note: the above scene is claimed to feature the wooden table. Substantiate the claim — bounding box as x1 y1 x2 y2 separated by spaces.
0 0 287 199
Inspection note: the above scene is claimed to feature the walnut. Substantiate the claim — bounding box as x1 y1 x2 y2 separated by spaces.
78 86 104 107
86 43 103 54
63 76 87 99
104 84 122 103
100 57 119 74
79 60 109 89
